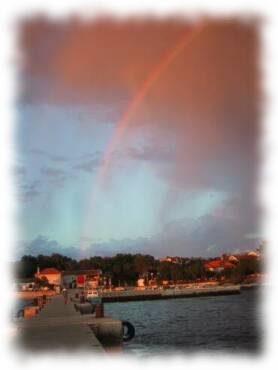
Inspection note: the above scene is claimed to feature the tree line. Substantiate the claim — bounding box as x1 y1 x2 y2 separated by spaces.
13 252 262 286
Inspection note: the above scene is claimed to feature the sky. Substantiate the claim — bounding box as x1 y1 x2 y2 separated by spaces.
15 17 261 260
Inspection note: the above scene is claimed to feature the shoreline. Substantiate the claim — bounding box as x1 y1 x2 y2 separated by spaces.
15 283 261 302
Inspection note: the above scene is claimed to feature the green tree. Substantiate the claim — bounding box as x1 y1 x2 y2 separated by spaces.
134 254 155 275
34 276 50 288
158 262 171 281
15 255 38 278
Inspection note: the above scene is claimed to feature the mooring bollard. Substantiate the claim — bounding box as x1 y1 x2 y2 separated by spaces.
95 302 104 318
38 296 44 309
42 294 47 305
23 306 39 318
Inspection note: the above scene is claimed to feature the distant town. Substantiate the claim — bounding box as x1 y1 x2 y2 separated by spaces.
13 244 265 292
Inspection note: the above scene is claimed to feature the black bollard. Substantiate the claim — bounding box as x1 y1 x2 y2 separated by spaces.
95 303 104 318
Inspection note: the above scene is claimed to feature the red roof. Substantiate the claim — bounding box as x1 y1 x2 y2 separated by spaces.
205 259 237 270
205 260 222 269
39 268 61 275
223 262 236 269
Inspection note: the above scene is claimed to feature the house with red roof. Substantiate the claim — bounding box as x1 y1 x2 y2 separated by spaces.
35 267 62 286
204 259 236 273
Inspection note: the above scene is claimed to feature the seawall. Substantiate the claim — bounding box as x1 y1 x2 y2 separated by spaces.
101 286 241 303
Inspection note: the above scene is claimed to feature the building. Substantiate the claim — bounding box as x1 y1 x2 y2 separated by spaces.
137 278 145 288
204 259 236 273
159 256 182 264
148 278 158 287
62 271 77 288
228 255 239 264
62 269 102 289
247 251 260 258
14 278 35 292
35 267 62 286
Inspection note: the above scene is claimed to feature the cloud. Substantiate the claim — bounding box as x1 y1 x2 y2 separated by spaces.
18 235 150 260
50 155 69 162
20 18 259 193
40 166 66 177
149 216 251 258
30 149 70 163
124 144 175 163
244 233 262 240
18 189 40 203
20 180 40 190
74 158 100 173
31 147 103 160
15 235 77 259
18 18 261 254
19 18 193 105
29 149 46 156
18 180 41 202
13 165 27 176
40 166 75 188
18 197 262 260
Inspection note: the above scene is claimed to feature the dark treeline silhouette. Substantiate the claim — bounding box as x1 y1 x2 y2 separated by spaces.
13 252 262 286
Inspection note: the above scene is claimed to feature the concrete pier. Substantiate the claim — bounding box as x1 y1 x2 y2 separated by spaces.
100 285 241 303
14 292 122 352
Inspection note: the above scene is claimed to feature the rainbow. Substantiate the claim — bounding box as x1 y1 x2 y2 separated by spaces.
80 21 207 252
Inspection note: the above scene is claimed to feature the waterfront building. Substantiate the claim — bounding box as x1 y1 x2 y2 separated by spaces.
228 255 239 264
137 278 145 288
62 269 102 289
35 267 62 286
159 256 182 264
204 259 236 273
247 251 260 258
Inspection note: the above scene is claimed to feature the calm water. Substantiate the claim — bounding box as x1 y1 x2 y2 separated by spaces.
105 289 262 355
14 299 34 318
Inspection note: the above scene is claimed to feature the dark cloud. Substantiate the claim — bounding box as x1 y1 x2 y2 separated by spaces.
19 189 40 203
13 165 27 176
149 216 259 259
74 158 100 173
18 18 261 256
19 17 192 105
30 148 103 164
18 196 262 259
18 235 149 260
30 148 46 156
18 180 41 202
80 236 93 242
125 144 175 163
40 166 66 177
21 18 259 194
30 149 70 163
20 180 40 190
40 166 75 188
76 151 103 160
16 235 78 259
50 155 69 162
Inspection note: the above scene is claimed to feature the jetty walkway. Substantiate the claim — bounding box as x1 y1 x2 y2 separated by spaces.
15 292 122 352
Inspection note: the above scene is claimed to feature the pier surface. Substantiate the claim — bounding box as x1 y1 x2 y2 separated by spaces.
15 293 110 352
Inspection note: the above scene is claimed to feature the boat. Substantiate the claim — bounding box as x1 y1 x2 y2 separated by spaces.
86 289 99 298
86 289 102 305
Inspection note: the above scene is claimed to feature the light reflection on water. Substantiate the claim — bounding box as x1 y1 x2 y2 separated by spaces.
105 289 261 355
